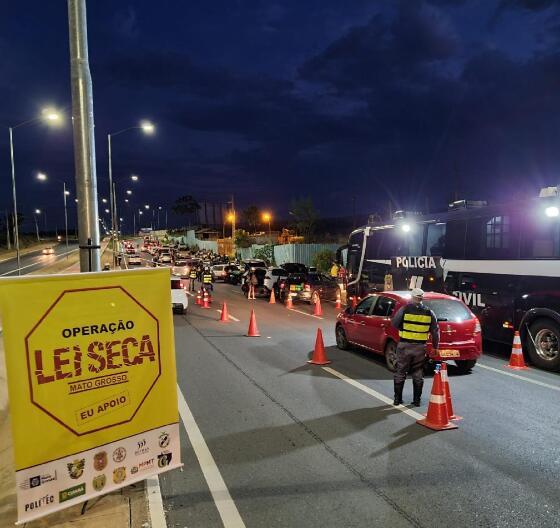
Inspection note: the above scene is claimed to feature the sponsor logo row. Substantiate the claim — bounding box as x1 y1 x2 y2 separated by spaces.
22 431 172 514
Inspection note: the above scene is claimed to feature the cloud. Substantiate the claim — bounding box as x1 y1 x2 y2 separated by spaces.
113 6 140 39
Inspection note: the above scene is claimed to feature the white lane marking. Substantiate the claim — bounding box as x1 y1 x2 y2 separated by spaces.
177 386 245 528
146 475 167 528
477 363 560 392
322 366 424 420
0 248 78 276
215 309 240 322
289 308 323 320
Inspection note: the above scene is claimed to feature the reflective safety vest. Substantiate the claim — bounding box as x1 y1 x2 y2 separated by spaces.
189 270 197 279
398 305 433 343
203 273 212 284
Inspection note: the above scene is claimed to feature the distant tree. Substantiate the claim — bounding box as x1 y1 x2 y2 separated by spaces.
172 195 201 226
290 198 319 241
253 244 274 265
312 249 335 273
234 229 253 248
242 205 260 232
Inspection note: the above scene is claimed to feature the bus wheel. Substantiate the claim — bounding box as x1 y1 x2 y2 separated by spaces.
384 340 397 372
454 359 477 373
335 325 350 350
527 319 560 371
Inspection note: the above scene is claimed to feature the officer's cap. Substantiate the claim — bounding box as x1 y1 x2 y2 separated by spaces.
411 288 424 298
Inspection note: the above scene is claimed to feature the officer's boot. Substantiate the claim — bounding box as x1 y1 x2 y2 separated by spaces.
393 381 404 406
412 380 423 407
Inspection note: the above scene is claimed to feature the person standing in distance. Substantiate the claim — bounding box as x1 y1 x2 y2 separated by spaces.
391 288 439 407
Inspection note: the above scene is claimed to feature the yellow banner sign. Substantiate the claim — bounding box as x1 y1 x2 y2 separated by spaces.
0 268 181 524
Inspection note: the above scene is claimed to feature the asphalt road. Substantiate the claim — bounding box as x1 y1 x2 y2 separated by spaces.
0 243 78 277
156 279 560 528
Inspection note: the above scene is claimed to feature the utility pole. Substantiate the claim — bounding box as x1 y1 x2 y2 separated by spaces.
67 0 101 272
5 210 11 250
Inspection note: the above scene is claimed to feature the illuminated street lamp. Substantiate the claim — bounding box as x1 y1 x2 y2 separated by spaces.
126 189 132 195
262 212 272 240
131 174 139 182
144 204 150 210
36 172 71 253
7 107 63 273
33 209 41 241
108 120 155 266
401 223 411 233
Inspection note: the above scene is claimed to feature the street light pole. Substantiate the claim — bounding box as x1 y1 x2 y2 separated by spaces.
8 127 21 274
33 211 40 241
107 132 116 267
67 0 101 272
63 181 69 253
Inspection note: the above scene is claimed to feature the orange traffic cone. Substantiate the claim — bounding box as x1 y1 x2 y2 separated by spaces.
219 302 230 322
335 291 342 310
196 289 202 306
246 309 260 337
313 296 323 316
417 371 458 431
269 288 276 304
286 294 293 310
440 362 461 421
506 331 528 370
201 291 210 309
308 328 331 365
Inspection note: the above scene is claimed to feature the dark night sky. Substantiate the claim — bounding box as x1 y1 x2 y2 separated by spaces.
2 0 560 232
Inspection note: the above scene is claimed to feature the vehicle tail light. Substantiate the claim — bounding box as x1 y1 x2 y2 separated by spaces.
474 318 481 334
304 284 311 291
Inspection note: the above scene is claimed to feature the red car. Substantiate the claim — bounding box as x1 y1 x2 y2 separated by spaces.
335 291 482 373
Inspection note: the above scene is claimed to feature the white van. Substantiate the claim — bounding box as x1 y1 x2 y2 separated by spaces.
170 278 188 314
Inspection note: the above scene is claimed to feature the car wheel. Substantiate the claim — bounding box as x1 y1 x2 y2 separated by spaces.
336 325 350 350
527 319 560 371
454 359 476 373
384 340 398 372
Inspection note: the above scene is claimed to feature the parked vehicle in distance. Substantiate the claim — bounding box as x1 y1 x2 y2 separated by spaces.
279 272 340 303
171 259 190 277
159 252 172 265
42 247 55 255
224 265 243 284
263 267 288 295
335 291 482 373
211 264 228 281
241 268 268 297
170 278 188 314
280 262 308 274
128 253 142 266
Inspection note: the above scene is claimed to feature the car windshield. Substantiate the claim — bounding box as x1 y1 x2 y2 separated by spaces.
422 299 472 322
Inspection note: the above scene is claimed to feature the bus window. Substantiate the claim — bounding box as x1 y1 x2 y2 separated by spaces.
348 231 364 278
444 220 466 259
520 217 560 258
374 227 422 258
465 215 518 259
426 223 445 256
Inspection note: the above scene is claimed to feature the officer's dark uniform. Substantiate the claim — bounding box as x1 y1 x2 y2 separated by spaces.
391 294 439 406
189 268 198 291
202 270 213 291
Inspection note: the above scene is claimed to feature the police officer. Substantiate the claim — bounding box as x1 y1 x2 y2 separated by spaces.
189 266 198 292
202 267 213 291
391 288 439 407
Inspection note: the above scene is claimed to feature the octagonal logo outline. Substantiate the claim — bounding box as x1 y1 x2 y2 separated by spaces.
24 285 161 436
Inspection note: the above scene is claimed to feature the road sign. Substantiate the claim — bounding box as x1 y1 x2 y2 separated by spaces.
0 268 181 524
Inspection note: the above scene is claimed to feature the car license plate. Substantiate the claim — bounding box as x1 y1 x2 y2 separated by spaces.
290 285 302 291
438 349 461 358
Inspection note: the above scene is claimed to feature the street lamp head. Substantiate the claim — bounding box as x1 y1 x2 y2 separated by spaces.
105 208 110 214
126 190 132 195
262 212 271 222
41 108 62 124
139 211 143 215
36 172 47 181
140 121 155 134
34 209 41 214
227 213 235 222
102 198 107 203
131 174 139 182
144 204 150 209
158 206 162 210
124 199 129 203
64 190 70 196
